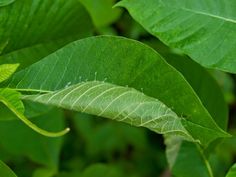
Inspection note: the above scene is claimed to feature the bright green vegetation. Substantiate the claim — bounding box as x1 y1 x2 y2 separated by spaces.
0 0 236 177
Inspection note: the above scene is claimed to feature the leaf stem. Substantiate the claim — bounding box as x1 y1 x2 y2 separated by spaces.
196 145 214 177
0 97 70 137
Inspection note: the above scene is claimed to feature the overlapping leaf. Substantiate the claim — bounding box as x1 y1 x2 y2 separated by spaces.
4 36 228 146
23 81 193 141
117 0 236 73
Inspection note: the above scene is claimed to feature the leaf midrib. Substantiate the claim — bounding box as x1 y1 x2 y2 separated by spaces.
156 0 236 24
181 7 236 24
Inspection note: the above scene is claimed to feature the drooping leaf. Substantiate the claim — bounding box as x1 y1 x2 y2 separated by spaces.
79 0 122 27
116 0 236 73
0 64 19 83
5 36 228 146
0 160 17 177
23 81 193 141
226 163 236 177
0 0 93 55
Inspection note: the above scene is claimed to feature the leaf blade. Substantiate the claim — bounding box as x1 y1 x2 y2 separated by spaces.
5 36 228 146
116 0 236 73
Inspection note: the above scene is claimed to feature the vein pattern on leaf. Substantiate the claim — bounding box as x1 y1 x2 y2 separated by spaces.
23 81 194 141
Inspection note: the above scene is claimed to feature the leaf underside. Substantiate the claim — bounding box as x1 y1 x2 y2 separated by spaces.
23 81 194 141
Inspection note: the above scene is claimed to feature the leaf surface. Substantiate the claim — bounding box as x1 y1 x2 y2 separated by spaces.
117 0 236 73
6 36 228 146
23 81 193 141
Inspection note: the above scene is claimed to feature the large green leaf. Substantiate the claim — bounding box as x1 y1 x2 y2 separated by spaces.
0 0 93 55
5 36 228 146
0 160 17 177
116 0 236 73
226 163 236 177
23 81 193 141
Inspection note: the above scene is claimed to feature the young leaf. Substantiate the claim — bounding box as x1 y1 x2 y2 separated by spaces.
0 64 19 83
116 0 236 73
5 36 229 146
0 160 17 177
23 81 194 141
0 88 69 137
226 163 236 177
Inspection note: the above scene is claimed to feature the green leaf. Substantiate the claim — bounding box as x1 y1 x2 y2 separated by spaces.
0 0 93 55
116 0 236 73
0 0 15 7
6 36 228 146
0 88 69 137
226 163 236 177
79 0 122 27
0 160 17 177
0 64 19 83
23 81 194 141
0 109 65 167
